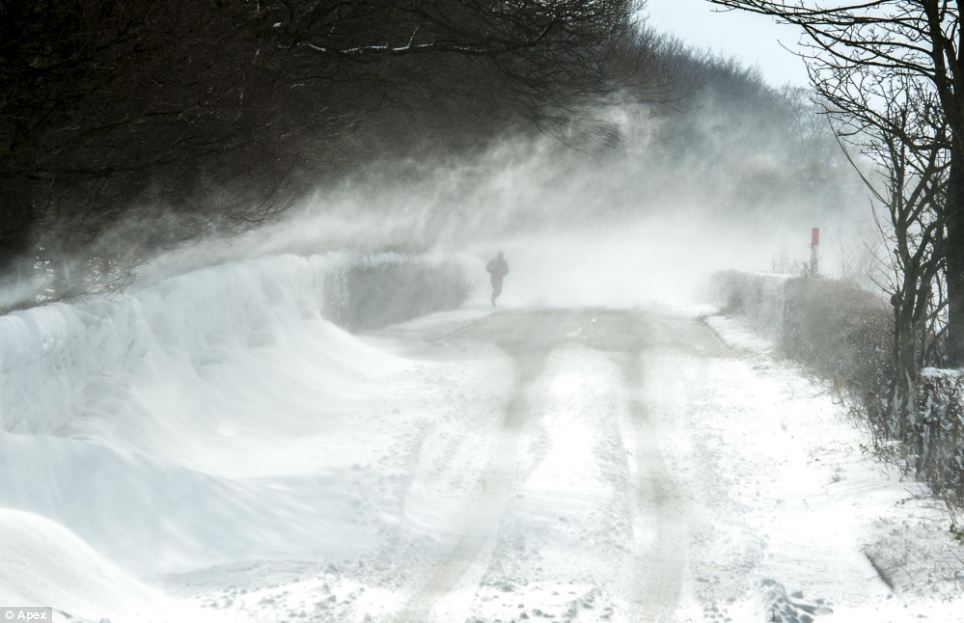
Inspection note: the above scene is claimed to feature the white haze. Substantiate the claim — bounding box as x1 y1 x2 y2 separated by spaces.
129 99 869 310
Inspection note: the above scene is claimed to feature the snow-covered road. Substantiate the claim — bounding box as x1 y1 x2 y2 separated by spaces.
173 309 964 622
2 292 962 622
387 309 705 623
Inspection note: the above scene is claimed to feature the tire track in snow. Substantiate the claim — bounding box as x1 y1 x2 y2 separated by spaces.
619 348 688 623
396 309 662 623
394 344 547 623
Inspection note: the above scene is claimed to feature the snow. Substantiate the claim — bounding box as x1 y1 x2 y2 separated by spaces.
0 508 233 623
0 253 491 578
693 315 964 621
922 367 963 378
703 314 775 353
0 255 961 622
465 347 633 622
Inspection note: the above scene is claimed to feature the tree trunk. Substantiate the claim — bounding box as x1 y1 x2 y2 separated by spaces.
946 152 964 367
895 289 918 438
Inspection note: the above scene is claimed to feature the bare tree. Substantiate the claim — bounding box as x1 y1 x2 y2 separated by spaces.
850 75 948 450
705 0 964 365
264 0 644 127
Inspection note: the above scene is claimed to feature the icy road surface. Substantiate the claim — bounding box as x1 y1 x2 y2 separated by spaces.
1 299 962 622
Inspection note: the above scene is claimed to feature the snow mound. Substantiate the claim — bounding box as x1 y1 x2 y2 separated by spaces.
0 253 470 575
0 509 225 623
0 254 418 480
0 431 371 574
0 254 403 440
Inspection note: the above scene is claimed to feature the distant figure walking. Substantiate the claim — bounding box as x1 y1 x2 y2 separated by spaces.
486 251 509 306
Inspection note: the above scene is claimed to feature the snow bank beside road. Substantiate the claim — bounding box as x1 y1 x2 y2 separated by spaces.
0 252 481 582
0 427 381 574
0 253 467 437
689 315 964 620
0 509 230 623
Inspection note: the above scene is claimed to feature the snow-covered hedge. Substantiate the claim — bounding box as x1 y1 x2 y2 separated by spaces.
713 271 964 505
780 278 891 384
713 271 891 378
711 270 790 339
325 255 470 331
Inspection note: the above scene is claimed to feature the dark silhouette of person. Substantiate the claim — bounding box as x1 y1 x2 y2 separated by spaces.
486 251 509 306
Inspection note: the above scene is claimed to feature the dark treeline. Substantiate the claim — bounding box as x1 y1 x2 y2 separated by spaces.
1 0 644 266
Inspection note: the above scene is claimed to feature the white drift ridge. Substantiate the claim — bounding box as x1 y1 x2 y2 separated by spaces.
0 252 474 611
1 253 469 437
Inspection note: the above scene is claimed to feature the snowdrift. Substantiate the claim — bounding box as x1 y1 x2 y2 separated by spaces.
0 252 472 577
1 253 468 436
0 509 198 623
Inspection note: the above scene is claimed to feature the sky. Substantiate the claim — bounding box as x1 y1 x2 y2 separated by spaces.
644 0 810 88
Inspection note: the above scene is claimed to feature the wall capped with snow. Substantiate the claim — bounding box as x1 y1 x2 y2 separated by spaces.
0 253 471 436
